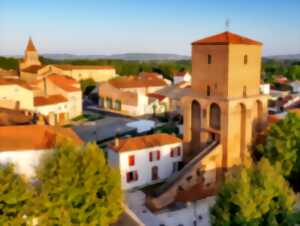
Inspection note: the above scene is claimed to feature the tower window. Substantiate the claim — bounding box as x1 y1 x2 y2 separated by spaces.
208 55 212 64
243 86 247 97
244 55 248 65
207 86 211 96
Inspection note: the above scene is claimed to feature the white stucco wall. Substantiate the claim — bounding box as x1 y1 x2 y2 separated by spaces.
174 73 191 84
107 142 183 190
0 149 50 178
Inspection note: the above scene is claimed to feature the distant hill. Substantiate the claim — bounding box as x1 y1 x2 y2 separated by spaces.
265 54 300 61
41 53 190 61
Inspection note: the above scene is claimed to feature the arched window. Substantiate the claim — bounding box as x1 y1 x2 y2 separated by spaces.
244 55 248 65
207 86 211 96
208 54 212 64
209 103 221 130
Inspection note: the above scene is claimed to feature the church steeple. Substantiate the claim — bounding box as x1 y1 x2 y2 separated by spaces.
19 37 41 71
25 37 37 52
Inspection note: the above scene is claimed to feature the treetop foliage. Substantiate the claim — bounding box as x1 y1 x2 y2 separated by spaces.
0 164 33 226
211 158 297 226
34 139 123 225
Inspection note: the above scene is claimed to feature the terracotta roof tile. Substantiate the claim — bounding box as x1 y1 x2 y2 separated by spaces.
147 93 166 101
48 74 81 92
109 133 181 152
175 71 189 77
21 65 43 73
0 125 82 151
0 78 34 90
109 75 167 89
192 31 262 46
34 95 68 106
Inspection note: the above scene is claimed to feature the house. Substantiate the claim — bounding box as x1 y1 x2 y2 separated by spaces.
98 74 169 116
0 78 35 110
0 125 83 178
153 81 191 113
173 71 191 84
289 80 300 93
146 31 269 211
107 133 183 190
39 64 117 82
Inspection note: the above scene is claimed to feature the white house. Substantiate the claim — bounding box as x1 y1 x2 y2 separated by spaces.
173 71 191 84
107 133 183 190
289 80 300 93
259 83 270 95
0 125 83 178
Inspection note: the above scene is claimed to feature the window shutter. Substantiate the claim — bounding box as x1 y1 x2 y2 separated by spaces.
128 155 135 166
126 172 130 182
149 152 153 161
170 149 174 157
157 151 161 160
177 147 181 156
135 171 139 180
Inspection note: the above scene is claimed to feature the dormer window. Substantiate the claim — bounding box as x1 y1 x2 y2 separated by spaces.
208 54 212 64
244 55 248 65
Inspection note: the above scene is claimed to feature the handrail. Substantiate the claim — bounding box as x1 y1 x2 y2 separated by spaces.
154 139 219 196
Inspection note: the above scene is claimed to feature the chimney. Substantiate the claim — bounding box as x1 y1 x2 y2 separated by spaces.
115 137 119 147
43 77 48 97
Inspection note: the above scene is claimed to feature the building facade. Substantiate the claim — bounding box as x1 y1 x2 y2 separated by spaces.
107 133 183 190
146 31 269 211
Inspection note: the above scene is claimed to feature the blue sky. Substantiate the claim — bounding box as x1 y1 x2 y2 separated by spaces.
0 0 299 56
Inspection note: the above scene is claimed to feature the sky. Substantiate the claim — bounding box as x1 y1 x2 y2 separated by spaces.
0 0 300 56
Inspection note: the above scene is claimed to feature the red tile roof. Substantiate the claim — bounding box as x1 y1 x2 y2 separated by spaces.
48 74 81 92
192 31 262 46
0 78 34 90
110 133 181 152
109 75 167 89
147 93 166 101
175 71 189 77
0 125 82 151
34 95 68 106
21 65 43 73
25 38 37 52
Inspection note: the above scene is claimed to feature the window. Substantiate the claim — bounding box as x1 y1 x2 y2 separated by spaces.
244 55 248 65
243 86 247 97
128 155 135 166
172 162 179 173
207 86 211 96
149 151 160 162
170 146 182 157
208 54 212 64
151 166 159 180
126 171 138 183
106 98 113 109
115 100 122 111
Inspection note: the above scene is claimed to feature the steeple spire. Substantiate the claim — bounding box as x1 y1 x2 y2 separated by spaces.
26 37 37 52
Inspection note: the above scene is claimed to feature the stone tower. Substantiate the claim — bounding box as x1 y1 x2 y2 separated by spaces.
182 31 268 169
20 37 41 70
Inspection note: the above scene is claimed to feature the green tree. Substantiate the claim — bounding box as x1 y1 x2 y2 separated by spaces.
33 139 123 225
0 164 33 226
257 113 300 182
210 159 297 226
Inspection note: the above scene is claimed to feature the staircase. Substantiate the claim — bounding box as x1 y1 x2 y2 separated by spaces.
146 140 220 210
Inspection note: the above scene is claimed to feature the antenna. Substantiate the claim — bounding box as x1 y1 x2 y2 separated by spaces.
225 18 230 31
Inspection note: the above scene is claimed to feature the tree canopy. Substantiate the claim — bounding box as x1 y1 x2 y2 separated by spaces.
0 164 33 226
32 139 123 225
257 113 300 190
210 158 297 226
